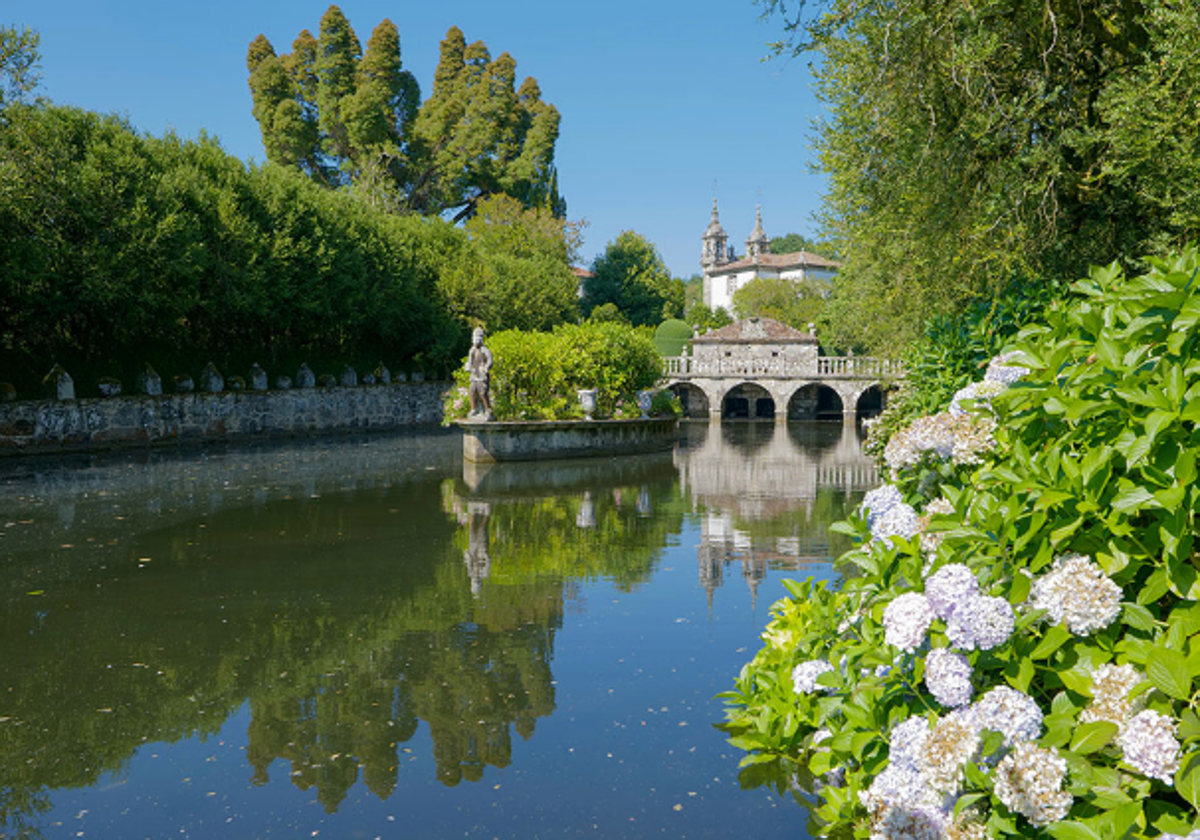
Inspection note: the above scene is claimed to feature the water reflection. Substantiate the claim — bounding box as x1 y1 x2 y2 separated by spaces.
674 422 877 606
0 426 870 838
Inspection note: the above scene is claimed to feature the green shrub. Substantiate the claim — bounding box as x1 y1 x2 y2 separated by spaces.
723 247 1200 839
653 319 692 357
443 321 662 422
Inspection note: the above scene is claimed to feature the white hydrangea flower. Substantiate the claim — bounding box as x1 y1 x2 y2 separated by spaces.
1030 554 1122 635
860 763 928 816
1118 710 1180 784
950 414 998 466
889 716 931 770
925 648 973 708
869 805 947 840
970 686 1043 746
924 563 979 621
945 595 1015 651
884 413 957 470
993 743 1072 826
919 711 980 792
1081 663 1143 727
872 502 920 544
984 352 1030 386
884 593 935 652
917 498 955 555
863 484 904 526
792 659 835 695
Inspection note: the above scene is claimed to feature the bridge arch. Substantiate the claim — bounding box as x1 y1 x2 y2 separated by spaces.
667 382 711 418
786 382 844 421
855 384 886 419
722 382 776 419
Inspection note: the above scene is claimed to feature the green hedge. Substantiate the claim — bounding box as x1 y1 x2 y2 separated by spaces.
0 103 468 394
444 321 662 421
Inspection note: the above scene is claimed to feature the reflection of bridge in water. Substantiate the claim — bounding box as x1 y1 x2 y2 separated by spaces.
673 421 878 606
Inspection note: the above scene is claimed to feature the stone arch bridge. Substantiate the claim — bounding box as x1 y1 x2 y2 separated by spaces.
662 353 906 423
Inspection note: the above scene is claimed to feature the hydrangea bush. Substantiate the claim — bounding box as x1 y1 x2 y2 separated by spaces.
721 249 1200 839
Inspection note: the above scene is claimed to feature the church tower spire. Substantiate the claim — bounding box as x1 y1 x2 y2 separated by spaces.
700 198 729 271
746 205 769 262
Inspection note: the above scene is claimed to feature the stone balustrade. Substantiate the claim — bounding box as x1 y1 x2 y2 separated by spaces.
662 354 904 380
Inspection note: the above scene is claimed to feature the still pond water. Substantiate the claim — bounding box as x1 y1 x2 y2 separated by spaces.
0 422 875 839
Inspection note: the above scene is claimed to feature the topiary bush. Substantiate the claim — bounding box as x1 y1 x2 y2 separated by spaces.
722 247 1200 839
653 318 692 357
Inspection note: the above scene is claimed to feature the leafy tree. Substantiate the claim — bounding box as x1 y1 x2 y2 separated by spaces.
684 302 733 333
585 302 628 325
247 8 563 220
583 231 683 326
438 193 581 332
767 232 837 259
759 0 1200 354
683 273 704 312
731 275 827 331
0 25 40 107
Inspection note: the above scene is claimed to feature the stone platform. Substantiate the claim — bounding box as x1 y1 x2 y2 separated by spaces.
459 418 679 463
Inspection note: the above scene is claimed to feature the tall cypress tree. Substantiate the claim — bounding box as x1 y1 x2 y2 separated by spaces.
246 8 563 219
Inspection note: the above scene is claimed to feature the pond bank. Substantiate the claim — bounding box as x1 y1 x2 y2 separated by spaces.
0 382 449 457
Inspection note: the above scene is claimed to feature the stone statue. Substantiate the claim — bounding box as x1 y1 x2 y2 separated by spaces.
466 327 494 420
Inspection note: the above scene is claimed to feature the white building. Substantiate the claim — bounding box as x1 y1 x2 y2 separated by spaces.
700 200 839 313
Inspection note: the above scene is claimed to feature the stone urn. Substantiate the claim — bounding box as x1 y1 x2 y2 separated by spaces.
636 389 654 418
577 388 598 421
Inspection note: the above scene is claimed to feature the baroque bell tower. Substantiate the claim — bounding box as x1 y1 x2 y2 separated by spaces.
700 198 729 272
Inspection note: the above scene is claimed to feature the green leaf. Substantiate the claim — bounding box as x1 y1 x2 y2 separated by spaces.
1121 602 1156 632
1111 484 1159 512
1146 646 1193 701
1176 753 1200 809
1069 720 1118 755
1046 821 1102 840
1031 625 1071 660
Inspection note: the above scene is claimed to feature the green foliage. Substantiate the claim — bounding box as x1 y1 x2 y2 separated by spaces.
583 231 683 326
684 302 733 334
761 0 1200 355
248 9 563 220
724 245 1200 837
865 279 1064 462
652 319 691 357
0 103 466 394
731 275 828 331
769 232 836 260
438 193 581 332
444 321 661 422
0 24 40 107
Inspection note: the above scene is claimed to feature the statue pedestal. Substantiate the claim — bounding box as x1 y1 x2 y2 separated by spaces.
457 418 679 463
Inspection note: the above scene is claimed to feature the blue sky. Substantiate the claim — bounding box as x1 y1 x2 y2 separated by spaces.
6 0 828 278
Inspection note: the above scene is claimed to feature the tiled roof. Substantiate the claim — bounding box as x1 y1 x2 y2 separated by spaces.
708 250 840 274
570 266 595 278
693 317 817 344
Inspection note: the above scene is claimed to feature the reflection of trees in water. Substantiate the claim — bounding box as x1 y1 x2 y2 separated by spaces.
0 461 687 830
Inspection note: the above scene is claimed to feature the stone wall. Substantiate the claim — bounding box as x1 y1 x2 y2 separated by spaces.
0 382 449 456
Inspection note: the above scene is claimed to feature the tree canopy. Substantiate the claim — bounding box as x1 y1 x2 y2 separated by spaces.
760 0 1200 353
247 6 563 220
582 231 683 327
0 25 40 107
731 275 827 331
437 193 581 332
